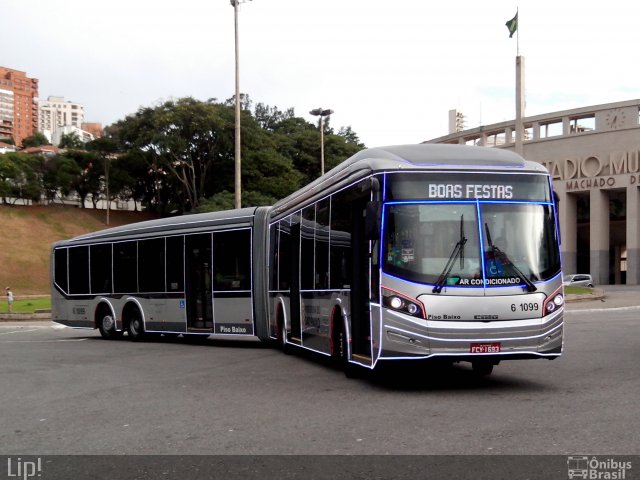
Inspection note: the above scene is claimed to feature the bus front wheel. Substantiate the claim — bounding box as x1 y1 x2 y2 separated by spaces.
472 362 494 376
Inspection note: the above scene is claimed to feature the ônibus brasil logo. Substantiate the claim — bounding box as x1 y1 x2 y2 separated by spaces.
567 456 632 479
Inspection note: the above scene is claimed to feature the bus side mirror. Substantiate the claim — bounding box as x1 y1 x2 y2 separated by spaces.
365 201 381 240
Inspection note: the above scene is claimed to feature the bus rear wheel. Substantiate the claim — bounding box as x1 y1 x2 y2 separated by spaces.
127 310 145 341
98 312 121 340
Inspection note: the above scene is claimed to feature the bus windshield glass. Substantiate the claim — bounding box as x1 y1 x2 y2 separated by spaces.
383 202 561 287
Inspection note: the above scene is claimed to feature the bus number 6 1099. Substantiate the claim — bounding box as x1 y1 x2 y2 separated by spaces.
511 303 539 312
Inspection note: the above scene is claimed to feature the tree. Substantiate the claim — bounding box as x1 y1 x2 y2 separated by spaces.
254 103 295 132
41 155 82 203
337 126 364 147
224 93 253 111
111 97 234 212
0 153 42 203
58 131 84 149
104 96 365 213
63 150 102 208
323 131 365 172
86 136 123 210
21 132 51 148
0 94 366 211
113 150 160 212
0 153 21 203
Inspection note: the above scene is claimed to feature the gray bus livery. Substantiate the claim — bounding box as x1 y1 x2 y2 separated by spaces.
51 144 564 376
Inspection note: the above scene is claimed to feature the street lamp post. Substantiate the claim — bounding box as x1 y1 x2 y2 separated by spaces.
230 0 251 209
309 108 333 177
105 156 109 225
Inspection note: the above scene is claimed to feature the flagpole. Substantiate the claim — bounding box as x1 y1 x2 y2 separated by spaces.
511 7 524 157
516 7 520 56
515 55 524 157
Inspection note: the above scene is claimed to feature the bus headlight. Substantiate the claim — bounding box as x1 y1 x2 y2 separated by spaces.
543 288 564 314
407 303 419 315
387 296 401 309
382 287 425 319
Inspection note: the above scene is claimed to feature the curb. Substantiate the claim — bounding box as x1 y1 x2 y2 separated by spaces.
0 289 619 321
565 288 605 303
0 313 52 322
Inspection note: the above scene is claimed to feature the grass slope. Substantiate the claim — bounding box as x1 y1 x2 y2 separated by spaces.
0 205 157 295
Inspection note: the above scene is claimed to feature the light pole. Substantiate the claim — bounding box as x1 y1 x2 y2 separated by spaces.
231 0 251 209
105 155 110 225
309 107 333 176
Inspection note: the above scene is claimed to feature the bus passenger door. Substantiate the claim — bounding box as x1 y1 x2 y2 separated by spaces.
185 234 213 331
211 229 254 336
349 194 374 363
288 214 302 344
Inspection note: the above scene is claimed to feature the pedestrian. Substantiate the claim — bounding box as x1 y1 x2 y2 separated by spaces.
6 287 13 313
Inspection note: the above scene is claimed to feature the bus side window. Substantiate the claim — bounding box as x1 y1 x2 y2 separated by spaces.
315 199 330 290
212 229 251 291
68 246 89 295
330 190 352 289
166 236 184 292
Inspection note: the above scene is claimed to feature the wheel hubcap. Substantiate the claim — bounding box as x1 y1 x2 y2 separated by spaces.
102 315 114 331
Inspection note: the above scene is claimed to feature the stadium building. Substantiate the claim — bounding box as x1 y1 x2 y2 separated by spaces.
427 99 640 285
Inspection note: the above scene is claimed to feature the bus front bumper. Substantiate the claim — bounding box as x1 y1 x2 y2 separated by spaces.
378 307 564 360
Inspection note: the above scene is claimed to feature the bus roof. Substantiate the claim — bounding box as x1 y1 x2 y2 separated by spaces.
272 144 547 215
351 143 539 170
55 145 548 246
55 207 260 246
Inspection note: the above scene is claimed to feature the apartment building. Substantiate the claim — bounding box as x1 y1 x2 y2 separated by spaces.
0 67 39 146
81 122 103 139
38 95 85 143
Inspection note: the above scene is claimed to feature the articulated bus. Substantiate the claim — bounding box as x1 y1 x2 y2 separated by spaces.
51 144 564 376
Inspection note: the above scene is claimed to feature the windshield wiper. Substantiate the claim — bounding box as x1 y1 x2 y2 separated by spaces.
484 223 537 292
432 215 467 294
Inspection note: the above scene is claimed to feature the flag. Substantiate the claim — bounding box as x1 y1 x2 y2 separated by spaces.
505 11 518 38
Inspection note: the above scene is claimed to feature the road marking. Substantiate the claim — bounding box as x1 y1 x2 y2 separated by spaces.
566 305 640 314
0 329 39 335
0 324 68 331
0 338 88 343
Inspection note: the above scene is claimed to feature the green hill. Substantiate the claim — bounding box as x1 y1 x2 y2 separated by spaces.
0 205 158 295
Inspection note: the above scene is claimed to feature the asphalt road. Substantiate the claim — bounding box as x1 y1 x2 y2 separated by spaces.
0 307 638 458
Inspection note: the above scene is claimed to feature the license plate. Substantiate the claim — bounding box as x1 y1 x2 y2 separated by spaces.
470 342 501 353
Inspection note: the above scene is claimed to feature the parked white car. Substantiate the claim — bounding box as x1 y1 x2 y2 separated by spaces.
563 274 594 288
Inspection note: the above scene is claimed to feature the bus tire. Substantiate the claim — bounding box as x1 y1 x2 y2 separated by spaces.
276 306 291 354
336 320 360 378
126 309 145 342
279 320 291 355
472 362 494 376
97 309 121 340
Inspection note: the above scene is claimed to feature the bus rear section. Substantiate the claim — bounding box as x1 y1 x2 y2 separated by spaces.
375 170 563 374
50 207 272 342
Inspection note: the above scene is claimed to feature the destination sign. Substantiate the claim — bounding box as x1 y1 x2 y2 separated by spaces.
427 183 513 199
386 173 551 202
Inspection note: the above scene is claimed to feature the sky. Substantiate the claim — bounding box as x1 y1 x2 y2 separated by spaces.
4 0 640 148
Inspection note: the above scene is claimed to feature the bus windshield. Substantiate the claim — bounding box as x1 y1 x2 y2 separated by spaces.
383 202 561 287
